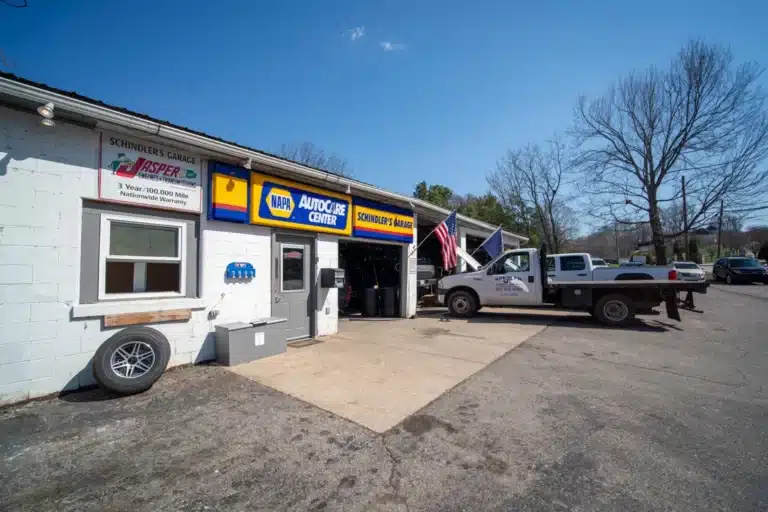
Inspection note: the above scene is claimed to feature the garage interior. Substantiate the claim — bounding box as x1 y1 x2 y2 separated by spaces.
338 239 402 317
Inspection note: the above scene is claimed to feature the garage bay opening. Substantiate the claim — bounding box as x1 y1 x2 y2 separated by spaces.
338 240 402 318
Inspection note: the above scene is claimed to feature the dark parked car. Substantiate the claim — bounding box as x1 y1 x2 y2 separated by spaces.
712 257 768 284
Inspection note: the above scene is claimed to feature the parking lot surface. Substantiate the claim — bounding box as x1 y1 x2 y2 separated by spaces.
1 287 766 511
710 281 768 300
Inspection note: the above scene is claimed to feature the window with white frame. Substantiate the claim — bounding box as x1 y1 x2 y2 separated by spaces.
99 213 187 299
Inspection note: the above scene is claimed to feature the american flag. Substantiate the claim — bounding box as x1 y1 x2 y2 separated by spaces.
435 211 458 270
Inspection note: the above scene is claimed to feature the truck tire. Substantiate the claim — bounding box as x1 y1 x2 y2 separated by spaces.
447 290 478 318
594 294 636 327
93 327 171 395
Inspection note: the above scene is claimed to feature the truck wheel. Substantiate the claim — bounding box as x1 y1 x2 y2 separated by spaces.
594 294 636 327
93 327 171 395
447 290 478 318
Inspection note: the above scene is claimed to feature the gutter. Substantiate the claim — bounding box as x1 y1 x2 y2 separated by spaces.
0 76 528 242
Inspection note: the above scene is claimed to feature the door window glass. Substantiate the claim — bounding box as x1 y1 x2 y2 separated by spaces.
560 256 586 271
546 256 555 271
494 252 530 274
281 245 305 291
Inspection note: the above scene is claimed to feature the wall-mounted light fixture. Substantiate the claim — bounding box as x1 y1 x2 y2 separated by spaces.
242 157 252 170
345 184 351 194
37 102 55 127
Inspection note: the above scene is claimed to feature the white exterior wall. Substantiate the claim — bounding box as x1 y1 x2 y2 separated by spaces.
315 234 339 336
0 104 510 405
196 219 272 360
0 106 341 404
0 107 213 404
199 221 272 327
401 212 418 317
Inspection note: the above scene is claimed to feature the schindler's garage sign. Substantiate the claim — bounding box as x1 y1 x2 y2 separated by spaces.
250 172 352 235
99 133 203 213
352 197 414 243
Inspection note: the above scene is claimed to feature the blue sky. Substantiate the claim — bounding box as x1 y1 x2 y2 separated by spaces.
2 0 767 204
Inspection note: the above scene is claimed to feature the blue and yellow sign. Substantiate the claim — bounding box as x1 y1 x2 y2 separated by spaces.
353 198 414 243
251 172 352 235
208 163 250 223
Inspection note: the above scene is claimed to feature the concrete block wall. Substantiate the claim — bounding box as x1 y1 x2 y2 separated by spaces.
198 219 272 333
315 234 339 336
0 107 209 404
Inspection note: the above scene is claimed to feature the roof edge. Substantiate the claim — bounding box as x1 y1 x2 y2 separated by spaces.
0 73 528 242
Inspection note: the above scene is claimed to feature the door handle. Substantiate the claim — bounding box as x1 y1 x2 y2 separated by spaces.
547 273 555 277
577 273 587 277
528 275 534 283
274 296 281 303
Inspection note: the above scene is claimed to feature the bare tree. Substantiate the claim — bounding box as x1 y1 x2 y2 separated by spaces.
276 142 351 177
488 137 574 252
572 40 768 264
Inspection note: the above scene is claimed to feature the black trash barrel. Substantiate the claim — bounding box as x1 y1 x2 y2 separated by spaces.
380 287 397 317
363 288 378 317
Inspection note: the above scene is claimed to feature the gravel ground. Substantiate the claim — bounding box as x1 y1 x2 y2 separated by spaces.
2 286 766 511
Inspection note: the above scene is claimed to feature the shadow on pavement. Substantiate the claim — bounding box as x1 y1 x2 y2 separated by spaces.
57 387 122 403
418 308 671 333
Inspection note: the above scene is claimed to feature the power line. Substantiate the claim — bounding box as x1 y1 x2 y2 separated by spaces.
727 204 768 214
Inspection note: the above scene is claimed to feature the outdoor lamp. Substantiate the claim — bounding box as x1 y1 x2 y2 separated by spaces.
37 102 55 127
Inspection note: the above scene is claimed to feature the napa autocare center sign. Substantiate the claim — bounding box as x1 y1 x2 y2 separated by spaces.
250 172 352 235
99 132 203 213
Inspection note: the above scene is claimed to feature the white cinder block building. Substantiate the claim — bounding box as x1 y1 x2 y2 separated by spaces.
0 73 525 404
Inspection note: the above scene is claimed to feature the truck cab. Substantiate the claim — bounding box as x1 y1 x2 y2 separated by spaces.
438 248 544 314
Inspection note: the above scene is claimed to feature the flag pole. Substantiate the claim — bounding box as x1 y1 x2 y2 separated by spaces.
470 225 502 256
407 210 455 259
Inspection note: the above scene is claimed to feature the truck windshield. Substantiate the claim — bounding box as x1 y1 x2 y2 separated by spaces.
730 259 760 268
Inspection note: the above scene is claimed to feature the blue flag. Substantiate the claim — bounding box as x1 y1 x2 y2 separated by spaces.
476 227 503 259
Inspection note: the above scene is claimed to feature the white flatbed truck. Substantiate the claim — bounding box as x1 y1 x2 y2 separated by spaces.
437 247 709 327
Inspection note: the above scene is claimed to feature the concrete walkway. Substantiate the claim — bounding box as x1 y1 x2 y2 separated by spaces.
229 311 549 432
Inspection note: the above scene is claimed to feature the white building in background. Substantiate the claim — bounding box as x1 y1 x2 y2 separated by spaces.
0 73 526 404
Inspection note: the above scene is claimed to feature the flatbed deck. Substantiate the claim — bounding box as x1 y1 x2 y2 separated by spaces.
548 280 709 292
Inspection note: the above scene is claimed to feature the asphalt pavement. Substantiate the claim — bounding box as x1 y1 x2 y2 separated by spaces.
1 286 766 511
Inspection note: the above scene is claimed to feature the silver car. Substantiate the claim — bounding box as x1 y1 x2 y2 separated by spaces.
673 261 706 281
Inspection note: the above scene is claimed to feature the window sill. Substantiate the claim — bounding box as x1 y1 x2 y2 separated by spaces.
71 298 207 319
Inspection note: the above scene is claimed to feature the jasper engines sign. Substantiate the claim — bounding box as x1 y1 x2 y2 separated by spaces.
99 133 203 213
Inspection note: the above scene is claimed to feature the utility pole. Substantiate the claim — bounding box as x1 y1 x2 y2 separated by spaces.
716 200 724 259
682 176 689 260
614 223 620 261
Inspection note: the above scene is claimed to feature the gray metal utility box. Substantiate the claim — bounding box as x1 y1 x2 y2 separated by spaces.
215 317 288 366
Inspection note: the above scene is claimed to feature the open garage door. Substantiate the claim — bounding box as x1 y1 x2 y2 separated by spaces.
339 239 402 318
